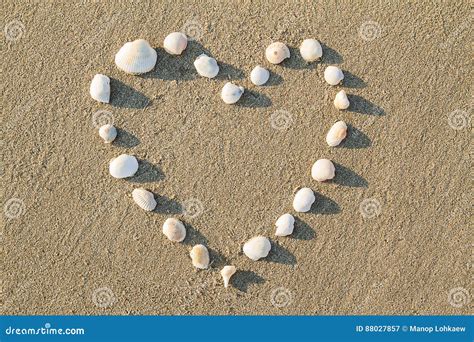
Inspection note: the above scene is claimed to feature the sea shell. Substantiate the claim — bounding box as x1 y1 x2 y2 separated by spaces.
98 124 117 143
250 65 270 86
132 188 157 211
109 154 139 179
193 54 219 78
190 244 210 269
221 82 244 104
243 236 271 261
115 39 157 75
334 90 350 110
163 32 188 55
311 159 336 182
220 265 236 288
162 218 186 242
265 42 290 64
275 213 295 237
324 66 344 85
326 121 348 147
299 39 322 62
293 188 315 213
90 74 110 103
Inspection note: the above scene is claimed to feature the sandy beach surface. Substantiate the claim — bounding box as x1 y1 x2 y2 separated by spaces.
1 1 472 315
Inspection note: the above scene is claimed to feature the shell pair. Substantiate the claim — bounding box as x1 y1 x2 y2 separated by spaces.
265 39 323 64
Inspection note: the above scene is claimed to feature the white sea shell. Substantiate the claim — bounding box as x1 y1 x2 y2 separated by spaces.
163 32 188 55
265 42 290 64
109 154 139 179
324 66 344 85
131 188 156 211
275 213 295 237
334 90 350 110
299 39 322 62
193 54 219 78
98 124 117 143
221 82 244 104
220 265 237 288
90 74 110 103
115 39 157 75
243 236 271 261
162 218 186 242
326 121 348 147
293 188 315 213
190 244 210 269
250 66 270 86
311 159 335 182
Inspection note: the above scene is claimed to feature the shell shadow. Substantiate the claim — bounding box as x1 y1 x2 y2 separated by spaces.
342 71 367 88
113 128 140 148
139 47 197 81
109 78 150 109
237 89 272 108
347 95 385 116
339 125 371 149
309 193 340 215
332 162 368 188
291 217 316 240
266 241 296 265
320 42 343 64
264 70 283 86
182 222 208 246
153 194 182 214
281 46 317 70
128 160 165 183
215 61 245 81
233 270 265 292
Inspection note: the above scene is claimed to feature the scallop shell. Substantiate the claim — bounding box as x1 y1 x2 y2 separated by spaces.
132 188 156 211
193 54 219 78
324 66 344 85
90 74 110 103
190 244 210 269
293 188 315 213
98 124 117 143
299 39 322 62
221 82 244 104
163 32 188 55
250 66 270 86
326 121 348 147
334 90 350 110
311 159 335 182
275 213 295 237
162 218 186 242
243 236 271 261
265 42 290 64
115 39 157 75
109 154 139 179
220 265 236 288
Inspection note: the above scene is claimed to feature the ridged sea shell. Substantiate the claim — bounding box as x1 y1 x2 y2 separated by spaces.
132 188 157 211
243 236 271 261
115 39 157 75
275 213 295 237
250 65 270 86
334 90 350 110
311 159 335 182
220 265 236 288
162 218 186 242
90 74 110 103
293 188 315 213
190 244 210 269
163 32 188 55
299 39 322 62
265 42 290 64
193 54 219 78
326 121 348 147
324 66 344 85
221 82 244 104
109 154 139 179
98 124 117 143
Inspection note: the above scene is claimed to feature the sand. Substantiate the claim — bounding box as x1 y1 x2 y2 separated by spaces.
1 1 472 315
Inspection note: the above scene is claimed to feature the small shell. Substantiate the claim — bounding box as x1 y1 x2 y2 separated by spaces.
265 42 290 64
98 124 117 143
221 82 244 104
299 39 322 62
162 218 186 242
115 39 157 75
275 213 295 237
132 188 157 211
193 54 219 78
163 32 188 55
90 74 110 103
190 244 210 269
250 66 270 86
324 66 344 85
220 265 236 288
311 159 336 182
334 90 350 110
109 154 139 179
243 236 271 261
326 121 348 147
293 188 315 213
